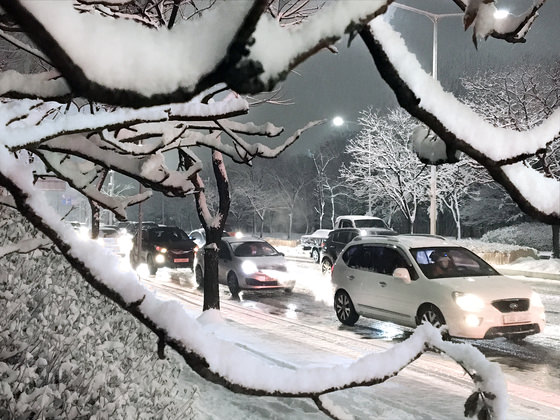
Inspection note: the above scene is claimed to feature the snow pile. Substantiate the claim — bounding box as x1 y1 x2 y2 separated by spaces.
0 209 197 419
481 223 554 252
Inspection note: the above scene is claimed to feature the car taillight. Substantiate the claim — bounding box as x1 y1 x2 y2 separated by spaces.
194 246 199 253
331 264 334 274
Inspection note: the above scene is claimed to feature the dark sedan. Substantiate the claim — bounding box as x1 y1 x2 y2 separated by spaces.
130 226 197 275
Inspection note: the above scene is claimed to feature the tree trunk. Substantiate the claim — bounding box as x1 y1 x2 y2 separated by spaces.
202 228 221 310
89 200 100 239
553 225 559 259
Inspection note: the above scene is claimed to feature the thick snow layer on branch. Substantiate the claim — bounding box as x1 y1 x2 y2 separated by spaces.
0 71 69 97
370 18 560 162
249 0 388 82
22 0 252 95
370 17 560 217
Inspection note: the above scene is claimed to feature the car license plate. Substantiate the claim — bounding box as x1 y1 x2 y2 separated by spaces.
503 313 530 324
174 258 189 263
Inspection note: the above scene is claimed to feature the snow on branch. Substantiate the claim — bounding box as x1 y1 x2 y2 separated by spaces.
35 149 152 220
453 0 546 46
0 1 392 107
0 237 52 258
37 134 200 197
0 148 508 420
0 70 70 100
360 18 560 224
0 97 249 150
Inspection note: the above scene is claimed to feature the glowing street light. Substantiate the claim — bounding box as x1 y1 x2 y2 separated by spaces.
494 9 509 19
332 116 344 126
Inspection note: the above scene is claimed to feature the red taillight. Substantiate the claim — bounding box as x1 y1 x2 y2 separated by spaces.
331 264 334 274
156 246 162 251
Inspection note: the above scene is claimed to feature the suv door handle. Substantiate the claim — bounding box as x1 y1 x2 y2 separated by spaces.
379 281 387 287
348 275 354 281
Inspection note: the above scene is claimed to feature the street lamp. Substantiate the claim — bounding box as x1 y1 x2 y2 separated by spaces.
390 3 463 235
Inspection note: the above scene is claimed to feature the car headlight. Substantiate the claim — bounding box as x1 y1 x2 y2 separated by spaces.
531 291 544 308
241 260 258 275
155 253 166 264
156 246 167 253
452 292 484 312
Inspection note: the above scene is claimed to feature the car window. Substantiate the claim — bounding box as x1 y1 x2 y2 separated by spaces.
231 241 279 257
354 219 387 228
340 220 352 228
217 241 230 259
410 247 499 279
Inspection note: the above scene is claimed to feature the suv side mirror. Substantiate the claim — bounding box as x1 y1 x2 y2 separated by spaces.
393 267 411 284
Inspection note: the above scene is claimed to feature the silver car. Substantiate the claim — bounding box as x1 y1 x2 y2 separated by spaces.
195 237 296 295
332 235 545 340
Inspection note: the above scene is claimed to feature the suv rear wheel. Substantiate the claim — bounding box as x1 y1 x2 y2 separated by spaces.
311 248 320 263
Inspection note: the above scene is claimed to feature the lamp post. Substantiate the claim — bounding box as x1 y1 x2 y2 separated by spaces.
390 3 462 235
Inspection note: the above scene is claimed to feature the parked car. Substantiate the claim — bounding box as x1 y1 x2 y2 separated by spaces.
188 227 242 248
320 227 397 274
300 229 332 263
331 234 545 340
130 226 197 275
334 215 389 229
195 237 295 295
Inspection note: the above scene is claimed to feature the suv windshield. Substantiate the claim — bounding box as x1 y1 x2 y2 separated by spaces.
410 247 499 279
354 219 387 228
232 241 280 257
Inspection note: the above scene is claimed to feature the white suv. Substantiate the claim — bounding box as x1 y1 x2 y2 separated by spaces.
332 235 545 340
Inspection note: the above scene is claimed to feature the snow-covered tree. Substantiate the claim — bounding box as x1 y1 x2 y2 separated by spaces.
0 1 556 418
437 159 490 239
341 108 430 233
461 61 560 255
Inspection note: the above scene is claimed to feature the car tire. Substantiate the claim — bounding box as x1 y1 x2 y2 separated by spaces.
334 290 359 326
417 304 449 340
227 272 240 296
321 258 332 275
147 254 157 276
195 265 204 288
284 287 293 294
311 248 320 263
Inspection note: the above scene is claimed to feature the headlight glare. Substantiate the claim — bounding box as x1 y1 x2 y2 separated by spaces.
453 292 484 312
241 260 258 275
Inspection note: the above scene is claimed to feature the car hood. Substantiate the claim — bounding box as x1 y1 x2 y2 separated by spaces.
237 255 287 271
430 275 533 300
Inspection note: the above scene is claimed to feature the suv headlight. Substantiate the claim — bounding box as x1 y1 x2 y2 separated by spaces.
452 292 484 312
241 260 258 275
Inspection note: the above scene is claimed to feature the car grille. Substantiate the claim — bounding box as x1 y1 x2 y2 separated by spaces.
245 278 278 286
168 249 193 256
491 299 530 313
484 323 540 338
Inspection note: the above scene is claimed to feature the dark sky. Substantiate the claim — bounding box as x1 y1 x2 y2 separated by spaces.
244 0 560 156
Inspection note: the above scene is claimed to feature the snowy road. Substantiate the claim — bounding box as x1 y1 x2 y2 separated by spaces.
139 259 560 420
